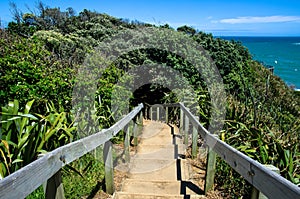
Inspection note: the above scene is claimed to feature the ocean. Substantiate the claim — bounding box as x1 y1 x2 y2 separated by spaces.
220 36 300 90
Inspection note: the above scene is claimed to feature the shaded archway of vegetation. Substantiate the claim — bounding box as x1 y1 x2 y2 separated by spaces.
130 83 173 107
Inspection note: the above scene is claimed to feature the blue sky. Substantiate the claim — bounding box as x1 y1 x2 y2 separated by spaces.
0 0 300 36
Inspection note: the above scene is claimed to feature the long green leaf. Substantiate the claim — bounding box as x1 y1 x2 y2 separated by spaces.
37 112 66 151
12 159 24 164
0 148 10 175
24 100 35 114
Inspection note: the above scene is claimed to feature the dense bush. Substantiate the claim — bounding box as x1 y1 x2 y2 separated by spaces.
0 30 74 112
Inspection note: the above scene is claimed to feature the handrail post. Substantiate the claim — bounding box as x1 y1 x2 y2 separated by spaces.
145 105 148 119
39 153 65 199
45 169 65 199
124 124 131 162
165 106 169 123
184 114 189 145
137 111 143 136
180 107 184 134
204 134 218 194
157 106 160 121
251 165 280 199
103 141 114 195
139 111 143 127
150 106 153 120
192 125 198 159
133 120 138 146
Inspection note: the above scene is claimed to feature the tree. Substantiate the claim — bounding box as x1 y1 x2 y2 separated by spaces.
9 2 22 24
160 24 173 30
22 13 35 25
177 25 196 35
67 7 76 17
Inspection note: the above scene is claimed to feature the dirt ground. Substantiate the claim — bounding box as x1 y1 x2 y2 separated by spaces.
185 147 224 199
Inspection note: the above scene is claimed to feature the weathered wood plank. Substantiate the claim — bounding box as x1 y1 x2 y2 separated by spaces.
103 141 114 194
178 103 300 198
0 104 143 199
179 103 207 138
259 165 280 199
184 115 189 145
204 149 217 194
203 130 300 198
0 129 110 199
180 108 184 134
133 120 138 146
139 111 143 126
143 103 300 198
251 165 280 199
109 104 144 136
192 125 198 159
166 107 169 123
138 112 143 135
45 170 65 199
160 103 180 107
150 106 153 120
213 135 298 196
124 124 131 163
204 135 218 194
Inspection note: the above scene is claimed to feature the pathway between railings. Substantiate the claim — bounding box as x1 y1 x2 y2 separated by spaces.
113 120 206 199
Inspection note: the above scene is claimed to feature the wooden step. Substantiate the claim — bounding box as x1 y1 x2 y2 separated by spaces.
127 158 174 174
140 122 169 139
113 121 205 199
120 179 204 195
139 121 182 145
127 159 191 181
134 144 186 159
113 192 206 199
139 133 184 146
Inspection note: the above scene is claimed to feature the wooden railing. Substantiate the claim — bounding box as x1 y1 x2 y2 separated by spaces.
0 103 144 199
1 102 299 199
144 103 300 199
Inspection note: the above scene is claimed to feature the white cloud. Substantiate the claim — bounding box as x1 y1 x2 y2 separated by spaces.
217 16 300 24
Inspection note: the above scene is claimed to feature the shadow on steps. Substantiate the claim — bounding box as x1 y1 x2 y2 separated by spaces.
177 159 204 196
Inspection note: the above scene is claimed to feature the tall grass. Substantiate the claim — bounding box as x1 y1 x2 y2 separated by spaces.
215 94 300 198
0 99 75 179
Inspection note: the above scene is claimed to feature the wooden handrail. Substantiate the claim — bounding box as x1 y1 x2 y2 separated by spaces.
147 103 300 198
0 103 143 199
1 102 299 198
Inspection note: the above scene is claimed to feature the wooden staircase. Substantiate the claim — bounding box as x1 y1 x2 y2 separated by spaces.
113 120 205 199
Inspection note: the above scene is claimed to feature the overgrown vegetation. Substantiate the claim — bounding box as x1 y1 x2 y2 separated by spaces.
26 153 105 199
0 1 299 198
0 99 75 179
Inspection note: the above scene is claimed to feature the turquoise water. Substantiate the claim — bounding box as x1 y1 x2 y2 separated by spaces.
221 37 300 89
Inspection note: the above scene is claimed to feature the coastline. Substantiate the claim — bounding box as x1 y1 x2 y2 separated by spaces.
219 36 300 90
